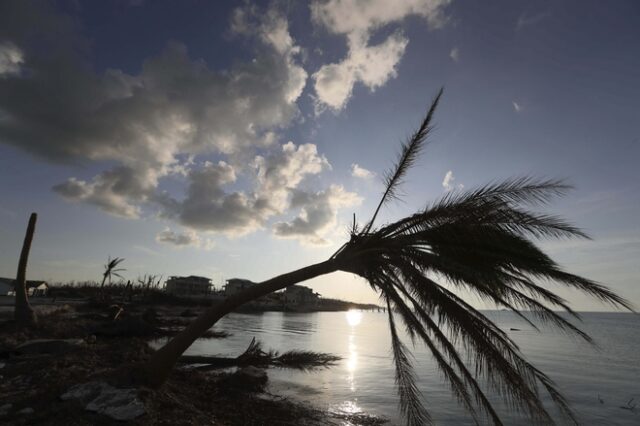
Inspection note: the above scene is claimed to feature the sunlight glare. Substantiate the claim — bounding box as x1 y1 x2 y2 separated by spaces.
346 309 362 327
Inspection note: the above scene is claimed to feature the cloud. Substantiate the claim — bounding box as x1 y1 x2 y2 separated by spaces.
53 166 160 218
156 227 214 249
253 142 331 214
516 12 549 31
311 0 451 35
156 228 199 246
512 101 522 112
0 41 23 76
311 0 450 111
155 141 331 237
274 185 362 245
0 2 361 247
351 163 375 179
442 170 463 191
313 32 408 111
449 47 459 62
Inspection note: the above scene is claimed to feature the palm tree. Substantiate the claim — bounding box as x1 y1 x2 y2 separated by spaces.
139 90 632 425
14 212 38 326
100 256 125 292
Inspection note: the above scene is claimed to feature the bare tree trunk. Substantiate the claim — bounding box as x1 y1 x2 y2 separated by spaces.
139 258 340 387
14 213 38 326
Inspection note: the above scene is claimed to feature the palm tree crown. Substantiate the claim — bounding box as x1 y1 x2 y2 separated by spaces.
101 256 125 287
329 89 632 425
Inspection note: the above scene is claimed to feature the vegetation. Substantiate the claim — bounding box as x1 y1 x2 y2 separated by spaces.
141 89 632 425
13 212 38 327
99 256 125 294
179 337 341 371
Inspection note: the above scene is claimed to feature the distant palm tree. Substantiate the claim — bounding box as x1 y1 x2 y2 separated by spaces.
100 256 125 290
14 212 38 326
140 90 632 425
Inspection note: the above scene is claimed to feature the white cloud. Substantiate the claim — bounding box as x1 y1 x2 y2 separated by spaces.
253 142 331 214
274 185 362 245
53 166 159 218
0 42 23 76
351 163 375 179
512 101 522 112
313 32 408 111
154 141 332 237
449 47 459 62
0 2 360 247
311 0 450 111
1 4 316 231
156 228 199 247
156 227 214 250
442 170 463 191
311 0 451 35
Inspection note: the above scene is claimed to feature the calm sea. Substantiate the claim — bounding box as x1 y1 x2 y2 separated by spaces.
177 311 639 425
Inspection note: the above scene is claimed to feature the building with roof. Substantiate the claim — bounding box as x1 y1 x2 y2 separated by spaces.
165 276 212 297
0 278 49 297
224 278 255 296
283 285 320 306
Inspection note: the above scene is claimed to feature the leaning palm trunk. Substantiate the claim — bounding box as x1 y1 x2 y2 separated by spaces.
141 259 340 387
14 212 38 326
140 90 632 425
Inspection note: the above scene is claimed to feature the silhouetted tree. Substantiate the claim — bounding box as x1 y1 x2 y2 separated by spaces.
99 256 125 297
139 90 632 425
14 212 38 326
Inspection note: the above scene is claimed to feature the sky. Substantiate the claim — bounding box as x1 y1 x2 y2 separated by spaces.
0 0 638 310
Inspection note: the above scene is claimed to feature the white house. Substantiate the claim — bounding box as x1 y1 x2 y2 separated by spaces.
224 278 255 296
165 276 212 297
0 278 49 297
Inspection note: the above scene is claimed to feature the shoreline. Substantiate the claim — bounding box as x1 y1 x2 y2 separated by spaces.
0 299 388 425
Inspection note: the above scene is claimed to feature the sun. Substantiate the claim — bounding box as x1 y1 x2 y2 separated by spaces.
345 309 362 327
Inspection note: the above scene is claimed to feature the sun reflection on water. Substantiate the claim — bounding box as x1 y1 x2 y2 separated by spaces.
346 309 362 327
345 310 362 393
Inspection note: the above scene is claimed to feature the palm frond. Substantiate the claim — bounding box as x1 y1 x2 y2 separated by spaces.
364 88 443 233
333 175 631 426
385 296 431 426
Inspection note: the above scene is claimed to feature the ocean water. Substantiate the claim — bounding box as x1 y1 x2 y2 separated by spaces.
179 311 639 425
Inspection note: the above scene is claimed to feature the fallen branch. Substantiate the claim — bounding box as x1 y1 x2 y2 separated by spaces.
178 337 341 371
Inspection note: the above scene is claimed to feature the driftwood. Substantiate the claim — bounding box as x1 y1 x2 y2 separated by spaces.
178 337 341 371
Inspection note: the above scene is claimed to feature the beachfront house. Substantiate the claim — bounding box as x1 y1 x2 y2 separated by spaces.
283 285 320 306
224 278 255 296
0 278 49 297
165 276 212 297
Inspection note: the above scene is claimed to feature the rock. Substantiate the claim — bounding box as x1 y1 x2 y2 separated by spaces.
61 381 145 421
223 366 268 392
18 407 34 415
0 403 12 416
15 339 84 356
86 388 145 421
61 381 107 402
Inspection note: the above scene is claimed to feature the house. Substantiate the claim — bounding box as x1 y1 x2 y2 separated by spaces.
224 278 255 296
27 281 49 297
0 278 49 297
165 276 212 297
283 285 320 305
